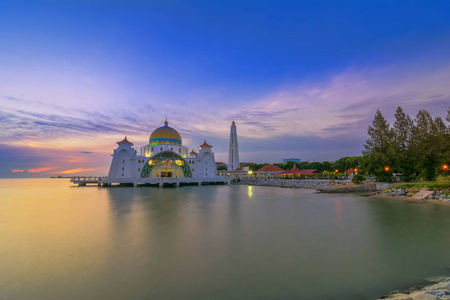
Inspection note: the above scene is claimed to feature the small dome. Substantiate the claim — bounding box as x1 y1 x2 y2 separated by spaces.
149 119 182 145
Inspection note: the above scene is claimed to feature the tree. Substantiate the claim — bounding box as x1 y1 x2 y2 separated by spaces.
392 106 414 180
363 110 394 180
410 110 440 181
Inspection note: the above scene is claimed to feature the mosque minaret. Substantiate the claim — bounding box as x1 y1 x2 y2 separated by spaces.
227 121 240 171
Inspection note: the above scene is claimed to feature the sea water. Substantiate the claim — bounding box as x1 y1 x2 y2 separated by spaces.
1 178 449 300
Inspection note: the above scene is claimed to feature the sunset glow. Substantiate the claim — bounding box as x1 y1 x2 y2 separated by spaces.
1 1 450 177
60 168 98 175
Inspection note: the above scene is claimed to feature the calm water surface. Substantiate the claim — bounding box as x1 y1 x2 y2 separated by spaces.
1 178 450 300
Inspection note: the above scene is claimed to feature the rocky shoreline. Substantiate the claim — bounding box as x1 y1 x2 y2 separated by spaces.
375 188 450 204
239 178 380 191
239 179 383 193
378 276 450 299
239 178 334 189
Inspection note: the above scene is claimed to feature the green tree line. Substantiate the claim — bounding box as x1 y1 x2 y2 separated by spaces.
363 107 450 181
243 156 361 173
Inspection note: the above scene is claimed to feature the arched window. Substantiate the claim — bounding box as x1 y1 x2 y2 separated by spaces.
138 168 140 171
151 147 153 152
160 147 163 151
171 147 173 151
179 149 181 153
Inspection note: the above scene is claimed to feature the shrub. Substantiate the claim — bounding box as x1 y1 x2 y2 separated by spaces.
352 174 365 184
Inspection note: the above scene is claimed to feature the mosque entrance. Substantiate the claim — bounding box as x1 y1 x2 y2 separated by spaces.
140 151 193 178
160 167 173 178
148 160 184 178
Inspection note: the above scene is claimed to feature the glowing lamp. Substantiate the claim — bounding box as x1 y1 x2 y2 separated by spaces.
354 168 358 172
443 164 448 170
248 171 253 175
384 166 390 172
335 169 338 173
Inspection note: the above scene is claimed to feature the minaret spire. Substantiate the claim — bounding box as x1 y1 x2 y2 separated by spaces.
228 121 240 171
164 118 168 126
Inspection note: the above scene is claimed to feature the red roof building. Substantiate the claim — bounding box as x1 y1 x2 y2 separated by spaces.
277 167 319 176
344 168 358 174
256 164 285 173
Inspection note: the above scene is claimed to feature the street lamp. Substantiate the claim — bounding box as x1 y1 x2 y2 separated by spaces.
384 166 390 172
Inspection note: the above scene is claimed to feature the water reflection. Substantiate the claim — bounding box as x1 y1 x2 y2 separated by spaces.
1 180 450 300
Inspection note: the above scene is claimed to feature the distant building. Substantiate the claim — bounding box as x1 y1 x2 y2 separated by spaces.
282 158 301 163
255 164 285 176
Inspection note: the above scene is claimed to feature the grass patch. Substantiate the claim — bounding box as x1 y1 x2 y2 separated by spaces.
383 181 450 193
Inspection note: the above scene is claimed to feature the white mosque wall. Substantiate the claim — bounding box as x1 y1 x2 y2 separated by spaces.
140 144 189 158
109 142 218 181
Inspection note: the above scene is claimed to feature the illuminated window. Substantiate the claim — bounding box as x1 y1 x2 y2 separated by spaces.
192 168 195 172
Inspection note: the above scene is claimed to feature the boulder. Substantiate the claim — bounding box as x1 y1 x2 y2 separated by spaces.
411 191 435 200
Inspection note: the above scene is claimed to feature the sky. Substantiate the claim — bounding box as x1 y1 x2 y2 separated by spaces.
1 0 450 177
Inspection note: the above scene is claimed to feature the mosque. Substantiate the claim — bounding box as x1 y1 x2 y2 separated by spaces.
105 119 228 186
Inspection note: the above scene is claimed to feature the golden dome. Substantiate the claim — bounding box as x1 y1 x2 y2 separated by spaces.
149 119 182 145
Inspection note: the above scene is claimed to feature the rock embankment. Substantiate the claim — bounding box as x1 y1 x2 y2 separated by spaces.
319 182 378 193
379 276 450 299
239 179 380 192
239 179 333 189
377 188 450 203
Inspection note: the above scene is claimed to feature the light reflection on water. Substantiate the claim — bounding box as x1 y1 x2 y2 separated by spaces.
0 178 450 300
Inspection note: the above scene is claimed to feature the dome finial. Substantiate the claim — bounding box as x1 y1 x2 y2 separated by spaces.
164 118 168 126
232 120 235 125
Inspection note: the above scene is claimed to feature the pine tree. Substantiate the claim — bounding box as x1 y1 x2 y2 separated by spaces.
410 110 439 180
363 110 394 180
392 107 414 180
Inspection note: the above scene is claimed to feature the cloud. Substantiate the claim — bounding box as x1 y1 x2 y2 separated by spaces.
1 49 450 174
0 144 109 178
59 168 98 175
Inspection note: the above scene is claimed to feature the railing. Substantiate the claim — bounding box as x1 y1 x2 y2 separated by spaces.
71 176 230 185
70 176 107 183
